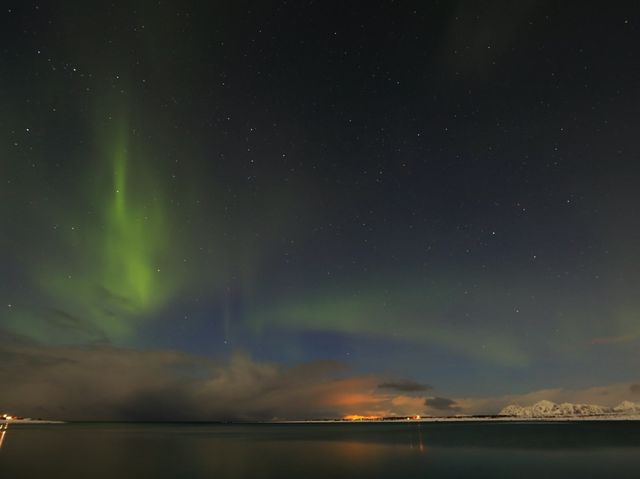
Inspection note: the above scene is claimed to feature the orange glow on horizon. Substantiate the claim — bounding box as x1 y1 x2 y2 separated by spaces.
343 414 382 421
343 414 424 421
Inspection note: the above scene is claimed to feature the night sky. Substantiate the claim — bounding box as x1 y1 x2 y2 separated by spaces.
2 1 640 420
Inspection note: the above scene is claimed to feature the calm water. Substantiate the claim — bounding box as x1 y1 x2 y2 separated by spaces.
1 422 640 478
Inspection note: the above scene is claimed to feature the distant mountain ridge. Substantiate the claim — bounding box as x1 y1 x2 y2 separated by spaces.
499 400 640 418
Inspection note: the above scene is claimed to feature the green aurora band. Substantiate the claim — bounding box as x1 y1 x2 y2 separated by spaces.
101 124 173 314
10 121 183 342
251 285 530 366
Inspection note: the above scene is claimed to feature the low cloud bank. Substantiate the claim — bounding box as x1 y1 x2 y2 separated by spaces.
377 380 432 392
0 334 380 421
455 383 640 415
424 397 461 412
1 332 637 420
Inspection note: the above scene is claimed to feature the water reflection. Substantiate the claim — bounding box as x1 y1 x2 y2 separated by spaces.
407 424 427 453
0 423 8 450
417 424 425 453
0 423 639 478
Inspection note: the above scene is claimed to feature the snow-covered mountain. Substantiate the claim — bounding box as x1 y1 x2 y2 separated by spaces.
613 400 640 414
499 400 640 417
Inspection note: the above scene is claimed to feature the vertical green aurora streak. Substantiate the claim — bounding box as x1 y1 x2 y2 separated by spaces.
10 120 182 342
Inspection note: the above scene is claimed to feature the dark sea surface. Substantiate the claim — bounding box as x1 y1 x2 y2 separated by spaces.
1 422 640 478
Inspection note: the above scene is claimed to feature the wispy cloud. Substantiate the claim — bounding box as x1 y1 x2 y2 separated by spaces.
378 380 432 393
425 397 461 412
590 334 638 345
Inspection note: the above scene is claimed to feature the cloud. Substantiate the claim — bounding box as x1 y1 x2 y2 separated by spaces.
454 382 640 415
0 332 386 421
590 334 638 345
377 380 432 393
2 331 637 421
425 397 461 412
46 308 110 342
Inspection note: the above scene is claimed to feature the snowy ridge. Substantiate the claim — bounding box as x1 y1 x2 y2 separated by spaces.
613 401 640 414
499 400 640 418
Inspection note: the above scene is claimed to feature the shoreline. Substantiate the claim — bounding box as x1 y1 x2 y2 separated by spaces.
280 415 640 424
2 417 639 425
0 419 65 425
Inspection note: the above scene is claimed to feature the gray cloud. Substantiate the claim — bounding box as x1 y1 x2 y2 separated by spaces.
46 308 110 342
4 329 635 421
377 380 432 393
425 397 461 412
0 332 378 421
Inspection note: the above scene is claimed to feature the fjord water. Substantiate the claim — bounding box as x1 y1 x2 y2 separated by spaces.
1 422 640 478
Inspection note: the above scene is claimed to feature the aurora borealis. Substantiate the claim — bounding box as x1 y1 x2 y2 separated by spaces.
2 1 640 420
